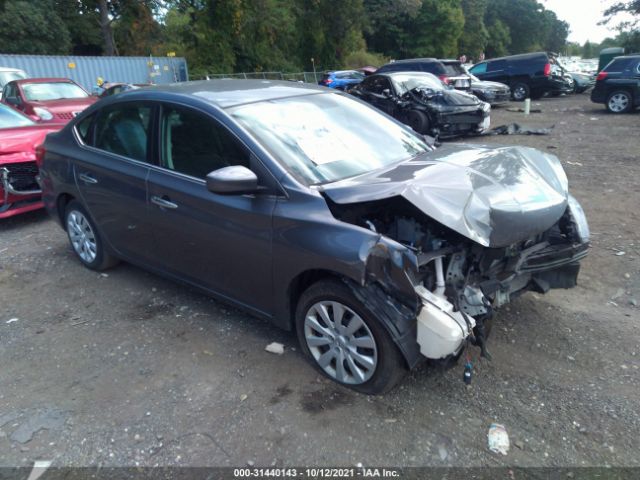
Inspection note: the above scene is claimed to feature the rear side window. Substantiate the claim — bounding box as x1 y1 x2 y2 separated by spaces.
604 58 633 71
160 104 250 179
488 60 507 72
75 113 96 145
94 103 152 162
470 63 488 74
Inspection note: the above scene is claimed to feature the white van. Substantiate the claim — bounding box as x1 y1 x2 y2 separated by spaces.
0 68 28 98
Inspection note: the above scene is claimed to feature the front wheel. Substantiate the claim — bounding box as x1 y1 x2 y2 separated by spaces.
295 279 406 394
64 200 118 271
606 90 632 113
406 109 430 134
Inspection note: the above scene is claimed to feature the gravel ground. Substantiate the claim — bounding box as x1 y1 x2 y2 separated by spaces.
0 93 639 469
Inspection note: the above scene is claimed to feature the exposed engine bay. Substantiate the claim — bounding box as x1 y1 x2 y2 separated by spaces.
326 194 589 363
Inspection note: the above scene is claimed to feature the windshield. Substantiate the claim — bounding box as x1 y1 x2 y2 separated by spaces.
390 73 445 95
22 82 88 101
0 104 35 128
230 93 430 185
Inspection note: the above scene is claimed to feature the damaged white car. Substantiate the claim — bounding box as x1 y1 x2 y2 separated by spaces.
41 81 589 394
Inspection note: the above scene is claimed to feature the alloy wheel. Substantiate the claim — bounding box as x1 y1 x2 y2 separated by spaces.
304 301 378 385
608 93 629 113
513 86 527 101
67 210 97 263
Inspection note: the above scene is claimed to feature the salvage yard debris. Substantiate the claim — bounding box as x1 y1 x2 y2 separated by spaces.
480 123 555 136
487 423 510 455
265 342 285 355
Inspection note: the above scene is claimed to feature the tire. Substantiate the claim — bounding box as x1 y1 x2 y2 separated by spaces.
511 82 530 101
606 90 632 114
295 279 406 394
406 109 430 134
64 200 119 271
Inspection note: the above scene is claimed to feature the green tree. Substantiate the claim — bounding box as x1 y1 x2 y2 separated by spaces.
582 40 594 58
458 0 489 61
484 18 510 57
0 0 71 54
404 0 465 58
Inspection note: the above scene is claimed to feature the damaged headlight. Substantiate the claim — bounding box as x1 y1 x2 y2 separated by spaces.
567 194 590 243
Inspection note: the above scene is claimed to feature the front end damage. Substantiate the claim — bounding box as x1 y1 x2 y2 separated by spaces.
322 145 590 367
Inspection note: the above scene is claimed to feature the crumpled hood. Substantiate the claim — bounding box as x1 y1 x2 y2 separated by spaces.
321 144 569 248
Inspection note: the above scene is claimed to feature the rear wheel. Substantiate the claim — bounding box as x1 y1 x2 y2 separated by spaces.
606 90 632 113
295 279 406 394
511 82 530 101
406 110 430 134
64 201 118 271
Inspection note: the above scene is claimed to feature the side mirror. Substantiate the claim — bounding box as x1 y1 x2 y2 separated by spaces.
206 165 259 195
382 88 391 97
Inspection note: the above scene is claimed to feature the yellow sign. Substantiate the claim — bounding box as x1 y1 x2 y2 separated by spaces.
167 52 176 57
68 62 76 69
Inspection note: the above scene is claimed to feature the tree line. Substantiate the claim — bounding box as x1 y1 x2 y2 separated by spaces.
0 0 637 75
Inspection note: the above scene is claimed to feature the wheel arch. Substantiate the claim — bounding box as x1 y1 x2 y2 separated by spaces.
56 192 76 229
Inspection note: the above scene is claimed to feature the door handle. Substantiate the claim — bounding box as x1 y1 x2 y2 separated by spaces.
151 195 178 209
78 173 98 184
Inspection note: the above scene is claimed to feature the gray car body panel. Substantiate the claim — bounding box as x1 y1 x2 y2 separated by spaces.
321 143 569 248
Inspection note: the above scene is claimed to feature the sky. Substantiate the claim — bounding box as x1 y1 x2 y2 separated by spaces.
542 0 634 44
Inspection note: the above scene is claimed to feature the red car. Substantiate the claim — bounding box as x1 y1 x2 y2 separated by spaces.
1 78 96 124
0 103 63 218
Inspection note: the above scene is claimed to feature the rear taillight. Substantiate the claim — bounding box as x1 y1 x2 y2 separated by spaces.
323 78 333 84
439 75 450 84
596 71 608 81
35 144 46 167
543 63 551 76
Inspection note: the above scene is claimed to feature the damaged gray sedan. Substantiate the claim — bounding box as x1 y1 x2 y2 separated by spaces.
40 80 589 394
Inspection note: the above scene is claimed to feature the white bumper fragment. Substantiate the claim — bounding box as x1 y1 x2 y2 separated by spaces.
415 285 475 359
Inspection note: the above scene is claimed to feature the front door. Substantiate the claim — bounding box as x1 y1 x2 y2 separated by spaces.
146 103 277 315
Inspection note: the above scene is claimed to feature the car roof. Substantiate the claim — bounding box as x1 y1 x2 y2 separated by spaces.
385 58 439 64
120 79 328 109
482 52 548 62
13 77 77 85
328 70 361 74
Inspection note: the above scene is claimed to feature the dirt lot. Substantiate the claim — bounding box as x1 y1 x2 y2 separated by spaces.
1 93 639 469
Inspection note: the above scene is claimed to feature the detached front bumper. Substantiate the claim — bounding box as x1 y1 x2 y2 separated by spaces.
0 163 43 218
436 102 491 138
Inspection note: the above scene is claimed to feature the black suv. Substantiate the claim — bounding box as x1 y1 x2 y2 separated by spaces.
376 58 471 90
591 55 640 113
469 52 567 101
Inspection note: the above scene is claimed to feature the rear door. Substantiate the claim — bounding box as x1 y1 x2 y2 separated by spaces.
146 103 278 314
482 60 509 84
73 102 158 263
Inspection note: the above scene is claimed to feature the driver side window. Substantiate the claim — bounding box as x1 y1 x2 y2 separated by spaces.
160 105 250 179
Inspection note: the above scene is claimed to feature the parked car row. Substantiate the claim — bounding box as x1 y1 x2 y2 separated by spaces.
0 75 148 218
